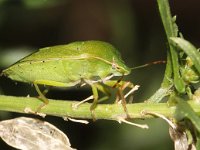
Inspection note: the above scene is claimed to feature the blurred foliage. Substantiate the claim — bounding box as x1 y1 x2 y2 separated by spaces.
0 0 200 150
0 0 66 9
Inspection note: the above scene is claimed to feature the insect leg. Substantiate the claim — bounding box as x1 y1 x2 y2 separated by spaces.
104 80 134 88
90 83 111 121
112 75 124 88
73 81 111 120
104 80 139 118
42 87 49 96
94 83 111 103
33 83 49 112
33 79 75 112
117 86 130 118
90 84 99 121
104 80 137 101
73 83 110 109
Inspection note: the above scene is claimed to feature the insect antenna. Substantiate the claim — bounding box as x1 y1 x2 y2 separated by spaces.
130 60 166 70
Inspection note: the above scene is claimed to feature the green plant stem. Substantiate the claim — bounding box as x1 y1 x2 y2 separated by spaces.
147 52 173 103
157 0 185 93
147 0 174 102
0 95 200 120
148 0 185 102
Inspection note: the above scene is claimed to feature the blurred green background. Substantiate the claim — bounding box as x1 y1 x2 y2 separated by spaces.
0 0 200 149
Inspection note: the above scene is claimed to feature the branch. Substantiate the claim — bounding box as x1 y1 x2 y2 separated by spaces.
0 95 200 121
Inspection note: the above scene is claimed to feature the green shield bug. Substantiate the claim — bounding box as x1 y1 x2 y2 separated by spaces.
2 41 136 119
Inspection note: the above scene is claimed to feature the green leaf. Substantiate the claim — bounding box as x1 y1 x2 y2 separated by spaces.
157 0 185 94
170 37 200 74
157 0 177 37
174 97 200 133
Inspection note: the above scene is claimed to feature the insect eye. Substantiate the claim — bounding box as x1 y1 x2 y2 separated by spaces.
112 63 116 69
112 63 120 70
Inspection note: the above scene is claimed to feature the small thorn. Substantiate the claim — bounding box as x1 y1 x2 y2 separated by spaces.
72 95 93 109
124 85 140 99
63 117 89 124
117 117 149 129
142 110 176 129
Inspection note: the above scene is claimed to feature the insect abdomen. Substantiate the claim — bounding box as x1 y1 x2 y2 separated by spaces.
3 60 72 85
3 58 112 86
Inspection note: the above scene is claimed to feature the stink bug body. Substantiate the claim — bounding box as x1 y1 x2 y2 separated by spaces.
2 41 135 118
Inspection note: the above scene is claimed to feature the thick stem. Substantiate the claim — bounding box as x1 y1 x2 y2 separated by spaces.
0 95 199 120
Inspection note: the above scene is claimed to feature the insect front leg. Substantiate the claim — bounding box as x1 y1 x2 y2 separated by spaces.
116 85 130 118
104 80 138 102
104 80 139 118
116 81 140 103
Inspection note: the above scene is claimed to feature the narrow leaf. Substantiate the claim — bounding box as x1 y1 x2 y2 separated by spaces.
157 0 185 93
157 0 177 37
170 37 200 74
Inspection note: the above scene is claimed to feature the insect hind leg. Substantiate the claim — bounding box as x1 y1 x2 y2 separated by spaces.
33 82 49 112
33 79 70 112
